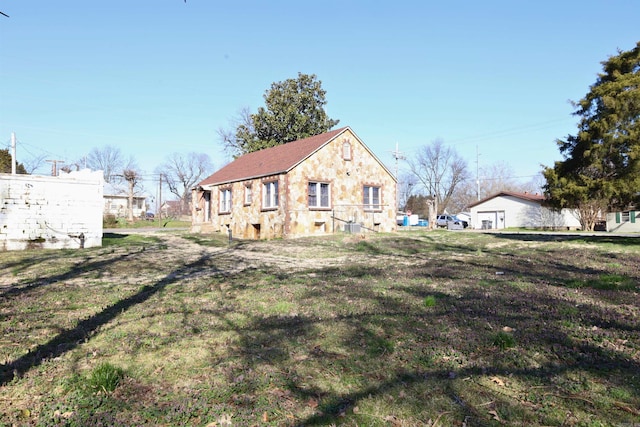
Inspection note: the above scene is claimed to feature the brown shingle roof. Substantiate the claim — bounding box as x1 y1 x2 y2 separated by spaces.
199 127 349 186
468 191 545 208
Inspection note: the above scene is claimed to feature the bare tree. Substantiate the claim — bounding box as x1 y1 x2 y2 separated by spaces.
397 172 418 212
217 107 255 158
157 152 214 215
478 161 526 198
86 145 124 183
406 139 469 214
448 161 541 213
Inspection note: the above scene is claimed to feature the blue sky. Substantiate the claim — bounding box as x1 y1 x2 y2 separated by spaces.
1 1 638 197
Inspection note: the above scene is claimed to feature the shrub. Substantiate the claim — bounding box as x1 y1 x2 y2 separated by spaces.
103 214 118 228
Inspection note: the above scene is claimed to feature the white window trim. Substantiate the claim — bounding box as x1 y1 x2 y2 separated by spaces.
220 188 232 213
342 141 352 160
308 181 331 208
262 181 279 209
244 184 252 205
364 185 381 211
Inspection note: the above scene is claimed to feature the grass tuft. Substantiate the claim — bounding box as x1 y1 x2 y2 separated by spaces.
88 362 125 394
423 295 437 307
492 331 516 350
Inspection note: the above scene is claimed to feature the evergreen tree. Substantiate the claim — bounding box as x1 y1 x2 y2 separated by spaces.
543 42 640 230
0 149 28 174
222 73 340 155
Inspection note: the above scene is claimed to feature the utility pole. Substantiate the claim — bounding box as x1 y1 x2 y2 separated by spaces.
46 159 65 176
10 132 16 174
389 142 405 213
476 145 481 201
157 174 163 221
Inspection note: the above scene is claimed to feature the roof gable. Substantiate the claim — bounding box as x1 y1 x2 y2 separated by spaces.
199 127 351 186
468 191 544 208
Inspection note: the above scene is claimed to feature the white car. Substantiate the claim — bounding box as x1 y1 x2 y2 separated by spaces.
436 214 468 228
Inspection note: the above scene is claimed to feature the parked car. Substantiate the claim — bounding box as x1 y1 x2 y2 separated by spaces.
145 212 155 220
436 214 468 229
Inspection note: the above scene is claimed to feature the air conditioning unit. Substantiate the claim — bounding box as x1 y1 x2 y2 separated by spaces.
344 222 361 233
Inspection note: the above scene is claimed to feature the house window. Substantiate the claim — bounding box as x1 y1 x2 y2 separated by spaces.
220 188 231 213
308 182 330 208
342 140 352 160
244 184 252 205
617 211 632 223
363 185 381 211
263 181 278 209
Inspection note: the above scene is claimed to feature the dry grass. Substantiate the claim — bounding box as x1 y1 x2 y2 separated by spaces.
1 230 639 426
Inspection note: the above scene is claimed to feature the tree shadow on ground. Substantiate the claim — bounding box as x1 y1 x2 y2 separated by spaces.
493 232 640 246
0 251 213 386
211 238 639 425
0 250 141 301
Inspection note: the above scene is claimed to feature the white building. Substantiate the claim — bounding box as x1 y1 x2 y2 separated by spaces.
0 170 103 250
468 191 581 230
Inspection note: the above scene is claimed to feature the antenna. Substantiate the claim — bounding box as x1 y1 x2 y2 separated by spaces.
390 142 405 179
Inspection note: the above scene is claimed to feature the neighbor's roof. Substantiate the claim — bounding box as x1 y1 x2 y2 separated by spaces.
199 127 357 186
467 191 545 208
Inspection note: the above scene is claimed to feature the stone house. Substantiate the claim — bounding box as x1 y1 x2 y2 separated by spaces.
191 127 397 239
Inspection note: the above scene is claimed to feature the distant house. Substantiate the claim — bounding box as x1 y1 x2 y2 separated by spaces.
191 127 397 239
468 191 582 230
161 200 184 218
103 183 147 218
606 210 640 232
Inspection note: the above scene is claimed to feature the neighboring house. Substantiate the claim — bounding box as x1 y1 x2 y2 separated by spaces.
191 127 397 239
161 200 185 218
103 183 147 218
468 191 582 230
606 210 640 232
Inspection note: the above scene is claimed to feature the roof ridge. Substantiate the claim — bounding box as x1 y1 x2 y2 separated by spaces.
198 127 349 186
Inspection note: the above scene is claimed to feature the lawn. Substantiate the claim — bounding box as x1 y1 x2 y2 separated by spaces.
0 230 639 426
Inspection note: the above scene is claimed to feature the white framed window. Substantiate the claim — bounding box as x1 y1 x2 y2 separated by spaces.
262 181 278 209
220 188 231 213
363 185 381 211
244 184 252 205
308 182 330 208
342 140 352 160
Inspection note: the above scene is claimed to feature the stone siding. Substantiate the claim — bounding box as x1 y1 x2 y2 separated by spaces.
192 129 397 239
